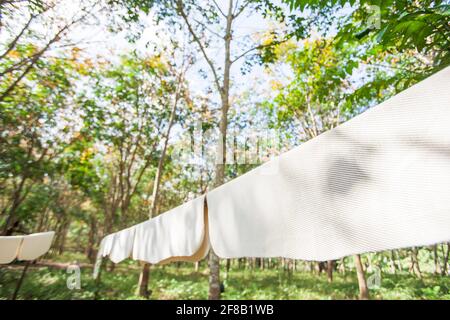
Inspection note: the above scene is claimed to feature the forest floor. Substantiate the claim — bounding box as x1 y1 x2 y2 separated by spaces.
1 252 449 300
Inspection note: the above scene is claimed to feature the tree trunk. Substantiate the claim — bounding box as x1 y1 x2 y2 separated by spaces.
12 261 31 300
136 87 180 297
390 250 399 274
327 260 334 283
354 254 369 300
309 261 315 274
208 0 234 301
58 220 70 255
208 251 221 300
338 257 346 275
318 262 326 275
93 260 104 300
410 247 422 279
36 206 49 232
136 263 150 298
176 0 238 300
2 175 27 235
433 245 441 275
442 243 450 275
86 217 97 263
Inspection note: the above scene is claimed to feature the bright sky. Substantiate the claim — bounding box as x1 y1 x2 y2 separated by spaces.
45 0 287 99
3 0 353 104
2 0 359 157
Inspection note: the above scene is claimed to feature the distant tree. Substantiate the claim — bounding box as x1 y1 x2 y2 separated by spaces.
0 0 99 102
0 48 85 235
79 53 184 235
108 0 313 299
265 38 363 141
136 52 194 298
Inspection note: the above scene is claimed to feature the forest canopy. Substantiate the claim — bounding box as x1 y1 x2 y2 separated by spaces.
0 0 449 300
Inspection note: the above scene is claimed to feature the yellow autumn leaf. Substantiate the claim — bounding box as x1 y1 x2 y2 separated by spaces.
7 49 21 59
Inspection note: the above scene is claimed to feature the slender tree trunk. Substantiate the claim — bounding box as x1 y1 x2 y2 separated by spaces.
433 245 441 275
137 89 180 298
136 263 151 298
12 261 31 300
442 243 450 275
309 261 314 274
176 0 238 300
318 262 326 275
410 247 422 279
2 175 28 235
354 254 369 300
208 250 221 300
86 217 97 263
327 260 334 283
93 260 104 300
338 257 346 275
390 250 399 274
58 220 70 255
36 206 49 232
208 0 234 301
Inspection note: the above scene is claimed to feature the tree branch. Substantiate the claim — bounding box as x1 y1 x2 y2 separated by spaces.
175 0 222 94
0 13 36 61
193 18 223 39
0 3 95 101
211 0 226 18
231 38 288 65
233 0 252 19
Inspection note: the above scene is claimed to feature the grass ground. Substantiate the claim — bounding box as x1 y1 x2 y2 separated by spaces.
1 252 449 300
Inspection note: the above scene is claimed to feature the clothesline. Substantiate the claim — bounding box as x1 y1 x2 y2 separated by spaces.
95 66 450 275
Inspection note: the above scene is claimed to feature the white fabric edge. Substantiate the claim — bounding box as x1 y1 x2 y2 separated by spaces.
17 231 55 261
94 195 208 277
0 236 24 264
